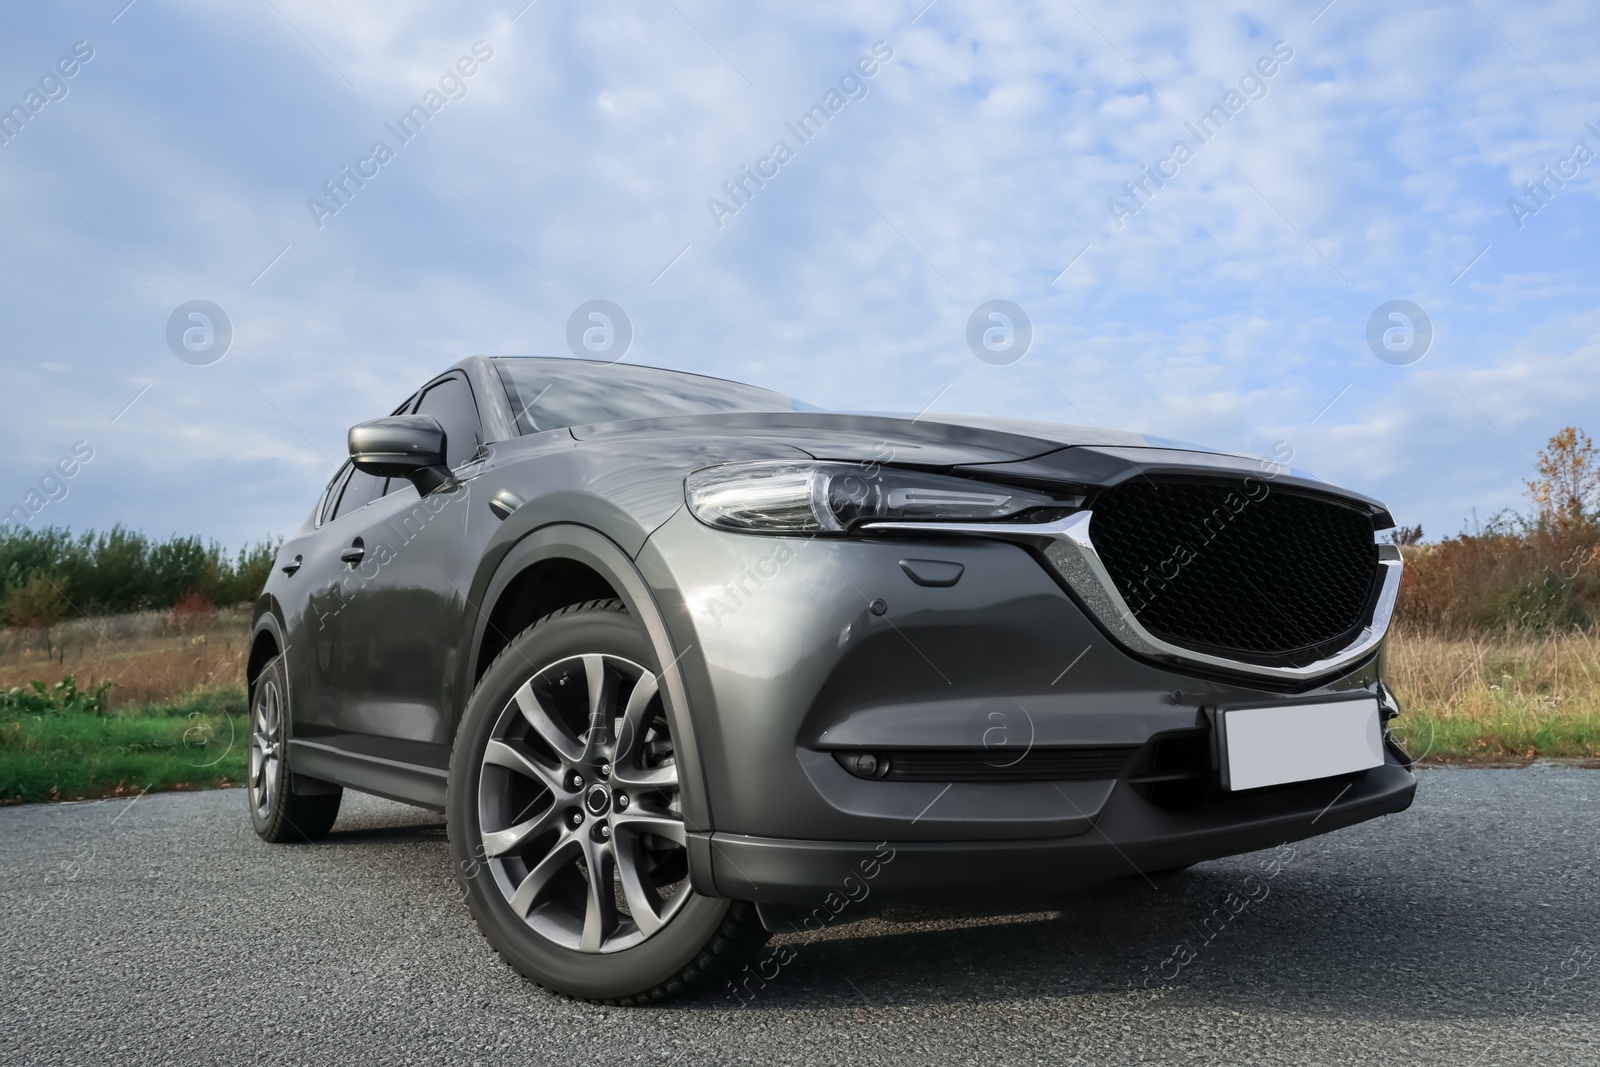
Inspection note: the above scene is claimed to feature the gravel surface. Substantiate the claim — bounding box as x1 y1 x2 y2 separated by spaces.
2 766 1597 1066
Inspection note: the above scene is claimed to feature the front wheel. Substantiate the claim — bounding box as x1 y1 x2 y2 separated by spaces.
448 600 767 1004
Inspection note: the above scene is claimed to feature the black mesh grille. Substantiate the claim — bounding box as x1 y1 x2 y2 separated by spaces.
1088 480 1380 667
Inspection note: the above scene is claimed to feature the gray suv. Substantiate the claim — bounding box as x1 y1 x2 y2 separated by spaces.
247 355 1414 1003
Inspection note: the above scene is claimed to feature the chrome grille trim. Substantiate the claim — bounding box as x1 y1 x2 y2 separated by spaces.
860 510 1402 683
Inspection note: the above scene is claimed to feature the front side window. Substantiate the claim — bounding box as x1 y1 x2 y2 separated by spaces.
330 466 388 521
495 358 812 436
414 377 483 469
317 392 426 524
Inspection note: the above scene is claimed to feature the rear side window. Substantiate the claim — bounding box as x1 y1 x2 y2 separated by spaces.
318 469 345 525
415 377 483 470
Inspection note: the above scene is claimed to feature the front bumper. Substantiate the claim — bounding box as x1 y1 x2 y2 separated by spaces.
636 507 1412 900
697 760 1415 903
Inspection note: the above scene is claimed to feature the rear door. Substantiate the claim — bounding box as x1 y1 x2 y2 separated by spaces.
280 460 392 737
321 373 492 753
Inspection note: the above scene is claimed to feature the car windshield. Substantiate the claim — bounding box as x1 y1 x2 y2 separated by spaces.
494 357 815 435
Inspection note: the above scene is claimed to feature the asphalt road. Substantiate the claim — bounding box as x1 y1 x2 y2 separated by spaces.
3 767 1597 1067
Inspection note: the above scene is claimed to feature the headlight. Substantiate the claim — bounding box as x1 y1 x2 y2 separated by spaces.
684 461 1072 534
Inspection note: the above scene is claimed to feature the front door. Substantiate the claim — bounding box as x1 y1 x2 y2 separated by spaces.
322 373 491 750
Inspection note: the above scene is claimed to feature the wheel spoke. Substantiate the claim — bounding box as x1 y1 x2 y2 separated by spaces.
508 834 580 916
615 841 665 937
481 803 559 858
612 671 659 765
578 654 616 763
612 810 687 847
512 681 584 763
483 740 564 795
578 838 615 953
612 760 677 790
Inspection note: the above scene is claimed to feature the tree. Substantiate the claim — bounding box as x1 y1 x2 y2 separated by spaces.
1388 524 1424 546
1526 427 1600 532
3 573 71 660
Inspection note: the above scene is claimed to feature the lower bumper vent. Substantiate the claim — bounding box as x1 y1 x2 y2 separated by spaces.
835 745 1139 783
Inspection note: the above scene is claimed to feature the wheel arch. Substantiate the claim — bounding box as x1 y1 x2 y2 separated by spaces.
473 556 621 683
247 600 286 703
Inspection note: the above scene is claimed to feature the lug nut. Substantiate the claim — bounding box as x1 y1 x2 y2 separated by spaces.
599 824 611 839
568 771 584 791
569 810 584 828
599 762 611 779
615 793 629 810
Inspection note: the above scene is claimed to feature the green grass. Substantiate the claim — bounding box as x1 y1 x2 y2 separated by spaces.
1392 700 1600 764
0 687 248 804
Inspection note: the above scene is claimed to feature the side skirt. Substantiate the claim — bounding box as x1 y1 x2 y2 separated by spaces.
289 738 448 812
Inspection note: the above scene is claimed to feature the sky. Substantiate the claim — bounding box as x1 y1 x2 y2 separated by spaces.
1 0 1597 551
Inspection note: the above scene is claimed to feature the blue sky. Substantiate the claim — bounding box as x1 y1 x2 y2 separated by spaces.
1 0 1597 550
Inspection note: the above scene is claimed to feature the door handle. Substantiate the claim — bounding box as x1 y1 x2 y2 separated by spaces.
340 538 365 565
280 554 302 576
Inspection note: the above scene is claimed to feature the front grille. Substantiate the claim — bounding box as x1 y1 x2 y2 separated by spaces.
1088 480 1380 667
835 746 1139 782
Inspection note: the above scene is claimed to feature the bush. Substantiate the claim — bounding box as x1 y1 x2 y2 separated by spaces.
0 675 114 716
1392 425 1600 635
170 590 217 633
1394 519 1600 635
0 525 279 622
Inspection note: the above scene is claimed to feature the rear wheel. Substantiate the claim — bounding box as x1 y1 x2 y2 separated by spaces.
248 654 342 842
448 600 767 1004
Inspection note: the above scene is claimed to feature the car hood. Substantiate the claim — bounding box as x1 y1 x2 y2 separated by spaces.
570 411 1160 466
568 410 1395 525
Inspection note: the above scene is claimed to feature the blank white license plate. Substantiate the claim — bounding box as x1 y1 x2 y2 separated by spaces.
1221 698 1384 791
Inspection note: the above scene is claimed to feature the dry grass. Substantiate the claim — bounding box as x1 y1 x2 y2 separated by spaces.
1385 627 1600 763
0 609 250 709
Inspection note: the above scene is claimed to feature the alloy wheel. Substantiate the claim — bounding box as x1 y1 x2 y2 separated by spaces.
249 676 283 820
476 652 690 954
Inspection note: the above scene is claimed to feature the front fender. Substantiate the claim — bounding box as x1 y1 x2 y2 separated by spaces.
484 488 664 560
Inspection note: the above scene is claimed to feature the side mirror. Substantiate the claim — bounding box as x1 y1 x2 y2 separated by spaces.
348 415 456 495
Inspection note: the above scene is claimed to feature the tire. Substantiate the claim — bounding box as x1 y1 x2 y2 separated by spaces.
448 599 768 1004
248 654 342 843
